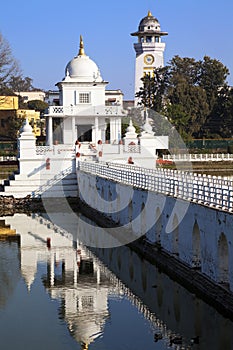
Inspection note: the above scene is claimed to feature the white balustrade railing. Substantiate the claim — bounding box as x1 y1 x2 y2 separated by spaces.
163 153 233 162
78 160 233 212
36 145 75 158
46 105 124 116
36 146 53 155
125 144 141 153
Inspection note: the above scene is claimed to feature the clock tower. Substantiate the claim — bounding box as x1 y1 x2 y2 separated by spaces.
131 11 168 105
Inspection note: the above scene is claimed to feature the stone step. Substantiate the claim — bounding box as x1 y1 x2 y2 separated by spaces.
5 181 78 189
0 166 78 198
1 174 78 198
7 178 78 187
13 172 77 181
0 188 78 198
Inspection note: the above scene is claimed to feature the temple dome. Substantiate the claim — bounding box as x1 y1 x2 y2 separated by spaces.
130 10 168 37
139 11 161 32
65 36 103 82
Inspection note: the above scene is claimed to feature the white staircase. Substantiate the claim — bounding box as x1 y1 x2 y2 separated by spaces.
0 167 78 198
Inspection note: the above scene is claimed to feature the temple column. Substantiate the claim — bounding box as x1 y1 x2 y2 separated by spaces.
101 121 106 143
117 117 122 142
46 116 53 146
94 116 99 143
72 116 76 144
110 117 121 143
110 118 117 144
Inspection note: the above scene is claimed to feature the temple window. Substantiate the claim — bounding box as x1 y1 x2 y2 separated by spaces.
79 93 90 104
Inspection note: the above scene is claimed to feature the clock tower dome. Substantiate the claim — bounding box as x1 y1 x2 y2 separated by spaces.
131 11 168 105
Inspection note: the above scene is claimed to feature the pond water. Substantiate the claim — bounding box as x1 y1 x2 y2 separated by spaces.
0 213 233 350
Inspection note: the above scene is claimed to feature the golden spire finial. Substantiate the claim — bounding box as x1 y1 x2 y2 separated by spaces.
78 35 85 56
148 10 152 17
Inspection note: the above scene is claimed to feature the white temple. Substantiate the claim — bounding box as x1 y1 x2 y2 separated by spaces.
0 13 169 198
45 36 124 146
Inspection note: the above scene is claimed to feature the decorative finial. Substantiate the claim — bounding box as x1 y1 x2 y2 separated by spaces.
126 118 137 135
148 10 152 17
78 35 85 56
21 117 33 134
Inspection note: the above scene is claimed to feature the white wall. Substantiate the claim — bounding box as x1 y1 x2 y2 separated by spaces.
60 83 106 107
77 169 233 291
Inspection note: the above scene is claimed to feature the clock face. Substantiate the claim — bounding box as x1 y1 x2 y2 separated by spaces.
144 54 154 65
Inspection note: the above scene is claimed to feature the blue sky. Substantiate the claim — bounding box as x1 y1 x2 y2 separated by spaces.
1 0 233 99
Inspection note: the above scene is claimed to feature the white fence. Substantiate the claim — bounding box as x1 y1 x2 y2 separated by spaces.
101 144 141 155
163 153 233 162
78 161 233 212
46 105 123 116
36 145 75 158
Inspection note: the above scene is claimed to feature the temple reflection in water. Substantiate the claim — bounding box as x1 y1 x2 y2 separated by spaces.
0 213 233 350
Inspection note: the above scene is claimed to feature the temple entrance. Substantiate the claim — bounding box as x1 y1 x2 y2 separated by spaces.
77 125 92 142
53 118 63 144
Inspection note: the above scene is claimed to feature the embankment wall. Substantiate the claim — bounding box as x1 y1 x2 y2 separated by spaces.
77 169 233 292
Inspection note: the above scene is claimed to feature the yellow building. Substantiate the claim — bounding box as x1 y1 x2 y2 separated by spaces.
0 96 42 139
16 109 41 137
0 96 18 110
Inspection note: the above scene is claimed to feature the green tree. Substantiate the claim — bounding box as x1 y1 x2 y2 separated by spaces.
27 100 48 113
198 56 229 111
164 104 191 139
205 85 233 138
168 55 199 86
136 74 153 109
167 78 209 137
136 55 231 139
8 113 24 139
135 66 169 111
